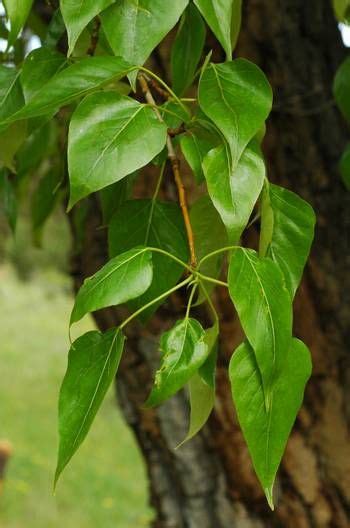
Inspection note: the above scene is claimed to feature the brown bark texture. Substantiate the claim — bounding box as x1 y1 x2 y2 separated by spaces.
70 0 350 526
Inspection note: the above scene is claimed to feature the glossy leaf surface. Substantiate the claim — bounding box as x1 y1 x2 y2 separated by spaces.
68 92 167 206
260 184 316 298
21 47 67 101
109 199 188 317
146 318 209 407
61 0 115 55
0 56 133 125
171 3 206 96
230 339 311 508
101 0 188 75
71 247 153 324
55 329 125 484
228 248 292 393
203 140 265 243
199 60 272 167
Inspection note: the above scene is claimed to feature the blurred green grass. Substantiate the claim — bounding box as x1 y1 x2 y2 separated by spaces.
0 215 153 527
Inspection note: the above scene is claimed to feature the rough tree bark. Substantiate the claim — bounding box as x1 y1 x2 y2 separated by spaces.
70 1 350 526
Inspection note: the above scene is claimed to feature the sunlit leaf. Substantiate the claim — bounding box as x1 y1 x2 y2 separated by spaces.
68 91 167 206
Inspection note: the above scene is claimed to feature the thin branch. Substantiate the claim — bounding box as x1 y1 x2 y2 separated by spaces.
138 74 197 268
148 77 170 100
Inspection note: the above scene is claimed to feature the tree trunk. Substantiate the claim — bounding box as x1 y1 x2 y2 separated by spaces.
70 0 350 526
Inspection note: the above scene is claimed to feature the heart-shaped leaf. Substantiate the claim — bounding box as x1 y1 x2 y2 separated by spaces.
70 246 153 324
230 338 312 509
146 318 210 407
203 140 265 244
68 91 167 206
101 0 188 84
199 60 272 167
228 248 293 396
55 329 125 485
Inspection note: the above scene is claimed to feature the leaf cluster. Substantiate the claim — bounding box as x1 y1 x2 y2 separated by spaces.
0 0 317 509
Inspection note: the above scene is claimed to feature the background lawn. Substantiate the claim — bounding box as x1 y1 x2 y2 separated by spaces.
0 214 153 527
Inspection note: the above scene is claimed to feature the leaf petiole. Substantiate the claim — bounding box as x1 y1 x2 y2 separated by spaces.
198 246 239 268
119 276 193 330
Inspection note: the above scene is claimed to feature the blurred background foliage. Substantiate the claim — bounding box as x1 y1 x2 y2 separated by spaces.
0 206 153 527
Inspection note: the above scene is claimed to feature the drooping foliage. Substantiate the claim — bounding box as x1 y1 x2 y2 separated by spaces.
0 0 321 509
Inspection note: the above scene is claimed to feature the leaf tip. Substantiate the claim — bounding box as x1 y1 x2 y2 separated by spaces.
264 486 275 510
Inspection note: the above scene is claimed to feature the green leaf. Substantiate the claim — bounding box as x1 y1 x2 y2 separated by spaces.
171 3 206 96
334 56 350 123
61 0 115 55
55 329 125 485
180 323 218 444
21 47 67 102
203 140 265 243
0 65 24 129
70 246 153 324
260 184 316 298
0 169 17 232
333 0 350 23
68 91 167 206
190 195 227 302
3 0 33 46
228 248 292 396
180 121 220 183
146 318 210 407
109 199 188 319
230 338 312 509
0 56 133 125
339 143 350 190
101 0 188 83
199 60 272 167
99 174 136 224
31 168 62 245
0 121 27 171
194 0 241 58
